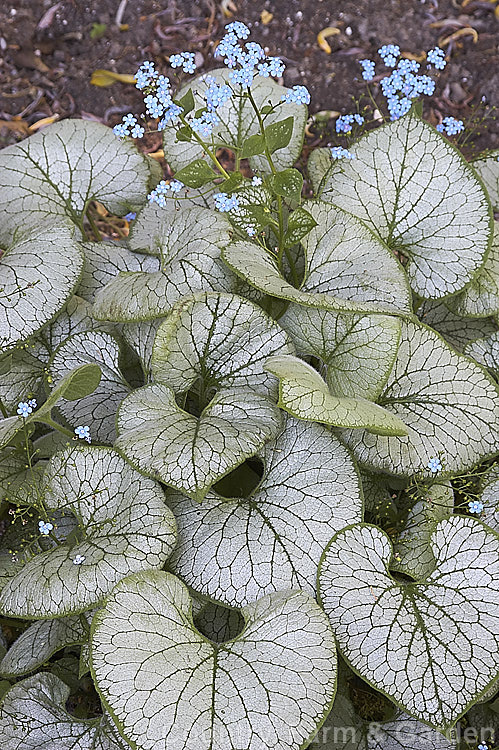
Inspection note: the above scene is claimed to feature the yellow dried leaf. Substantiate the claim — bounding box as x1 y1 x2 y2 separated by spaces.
0 119 29 134
261 10 273 24
317 26 340 54
28 114 59 133
221 0 237 18
439 26 479 46
90 69 136 87
148 150 165 160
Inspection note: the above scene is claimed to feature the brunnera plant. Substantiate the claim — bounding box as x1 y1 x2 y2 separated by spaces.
0 21 499 750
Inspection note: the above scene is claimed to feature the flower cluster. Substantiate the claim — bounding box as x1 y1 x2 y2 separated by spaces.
281 85 311 105
147 179 184 207
170 52 197 74
436 116 464 136
330 146 355 159
75 425 91 443
468 500 484 514
359 59 376 81
336 114 364 134
113 114 145 139
214 193 240 212
427 47 446 70
379 58 436 120
38 520 54 536
215 22 285 89
427 457 442 473
378 44 400 68
17 399 36 418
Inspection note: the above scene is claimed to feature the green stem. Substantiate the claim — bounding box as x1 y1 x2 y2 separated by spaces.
179 115 230 178
37 416 74 439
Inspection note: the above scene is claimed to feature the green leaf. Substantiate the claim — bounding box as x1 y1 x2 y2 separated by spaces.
0 224 85 353
0 445 177 618
342 319 499 477
0 119 154 236
280 306 401 400
151 292 294 398
215 170 244 193
0 673 129 749
48 331 130 444
465 331 499 377
0 614 89 677
175 124 193 142
473 149 499 211
176 87 195 115
240 133 266 158
162 70 306 175
392 481 454 580
448 220 499 317
283 206 318 247
115 383 282 502
168 415 362 606
264 116 294 154
222 200 412 316
265 355 408 435
318 516 499 730
90 571 337 750
93 206 234 321
320 111 493 299
173 159 217 188
270 168 303 200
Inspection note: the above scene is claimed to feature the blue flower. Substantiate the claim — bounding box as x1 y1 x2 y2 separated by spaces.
225 21 250 39
229 66 255 88
130 123 145 138
75 425 91 443
28 398 37 409
469 500 484 514
427 47 446 70
436 116 464 136
113 123 129 138
158 103 183 128
169 180 184 193
330 146 355 159
124 212 137 221
335 114 364 134
205 82 232 110
144 94 165 119
281 85 311 105
258 56 285 78
378 44 400 67
73 554 86 565
17 402 32 418
148 179 184 206
427 457 442 473
214 193 240 212
359 59 375 81
478 744 488 750
397 58 419 75
135 61 158 90
38 520 54 535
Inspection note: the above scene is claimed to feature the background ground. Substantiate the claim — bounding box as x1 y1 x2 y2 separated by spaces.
0 0 498 155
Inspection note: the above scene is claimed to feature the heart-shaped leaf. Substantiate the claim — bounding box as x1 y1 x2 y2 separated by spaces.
49 331 131 443
90 571 337 750
473 149 499 210
0 445 177 618
0 119 154 235
318 516 499 729
168 416 362 606
0 614 89 677
317 110 493 299
162 70 306 174
280 305 401 400
448 222 499 317
151 292 294 398
93 205 234 321
115 384 282 501
0 673 129 750
78 240 160 302
0 224 84 352
341 320 499 477
392 481 454 580
265 355 408 435
222 201 412 316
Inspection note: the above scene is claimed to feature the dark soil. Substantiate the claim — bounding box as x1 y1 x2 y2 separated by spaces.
0 0 498 154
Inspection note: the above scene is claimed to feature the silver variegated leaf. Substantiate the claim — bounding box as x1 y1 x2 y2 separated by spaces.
318 516 499 729
0 673 129 750
265 355 408 435
465 331 499 377
168 416 362 606
417 298 498 351
222 200 412 316
78 240 160 302
319 111 493 299
0 445 177 618
0 614 89 677
93 205 234 321
193 600 245 643
49 330 131 443
0 119 154 236
341 320 499 477
151 291 294 398
115 384 282 501
280 305 400 400
449 222 499 318
478 464 499 533
90 571 337 750
0 224 84 352
473 149 499 210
